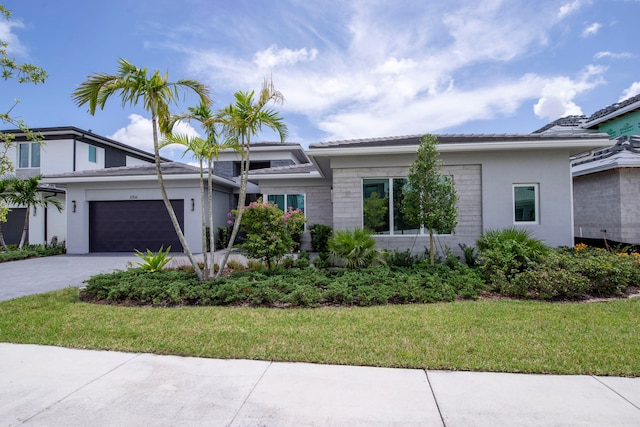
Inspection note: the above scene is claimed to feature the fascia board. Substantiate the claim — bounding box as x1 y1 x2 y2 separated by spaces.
307 140 612 157
42 173 205 185
583 101 640 128
250 171 322 180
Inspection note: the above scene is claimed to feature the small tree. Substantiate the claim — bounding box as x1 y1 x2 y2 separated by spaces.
233 200 305 269
5 175 62 249
1 5 47 223
402 134 458 265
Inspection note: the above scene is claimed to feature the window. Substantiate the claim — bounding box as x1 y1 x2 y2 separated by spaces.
514 184 538 223
18 143 40 168
266 193 305 213
362 178 438 235
88 145 97 163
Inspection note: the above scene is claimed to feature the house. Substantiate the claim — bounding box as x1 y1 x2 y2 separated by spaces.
2 127 159 247
41 142 310 254
252 133 611 255
21 127 611 256
534 94 640 247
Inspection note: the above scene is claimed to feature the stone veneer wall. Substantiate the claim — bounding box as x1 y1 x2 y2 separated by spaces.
573 169 622 243
331 164 482 257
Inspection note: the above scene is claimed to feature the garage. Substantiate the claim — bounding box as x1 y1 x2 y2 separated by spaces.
89 200 184 252
3 208 27 246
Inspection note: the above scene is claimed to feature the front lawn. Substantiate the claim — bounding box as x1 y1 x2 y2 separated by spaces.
1 288 639 376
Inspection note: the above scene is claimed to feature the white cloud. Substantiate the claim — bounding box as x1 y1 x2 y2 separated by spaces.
109 114 200 159
594 51 634 60
582 22 601 37
178 1 608 141
0 17 26 56
533 65 606 120
619 82 640 102
558 0 582 19
254 45 318 69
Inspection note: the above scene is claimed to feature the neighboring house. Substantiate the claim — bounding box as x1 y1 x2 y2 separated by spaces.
252 133 610 255
535 94 640 247
3 126 159 246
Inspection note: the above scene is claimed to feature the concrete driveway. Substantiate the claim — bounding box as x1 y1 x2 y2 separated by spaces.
0 254 138 302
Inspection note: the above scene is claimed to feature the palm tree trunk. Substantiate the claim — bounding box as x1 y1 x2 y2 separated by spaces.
198 158 208 278
18 203 29 249
207 159 215 279
151 113 204 281
216 141 250 278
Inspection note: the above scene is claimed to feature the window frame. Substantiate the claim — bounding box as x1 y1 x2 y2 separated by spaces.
88 145 97 163
18 142 40 169
513 183 539 224
362 177 454 236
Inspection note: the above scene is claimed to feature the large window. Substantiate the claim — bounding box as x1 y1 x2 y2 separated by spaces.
266 193 305 213
362 178 421 235
18 142 40 168
513 184 538 223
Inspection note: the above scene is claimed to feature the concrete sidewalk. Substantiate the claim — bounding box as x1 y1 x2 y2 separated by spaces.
1 344 639 426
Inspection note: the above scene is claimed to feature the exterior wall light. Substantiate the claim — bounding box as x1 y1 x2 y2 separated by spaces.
72 200 76 213
191 198 195 211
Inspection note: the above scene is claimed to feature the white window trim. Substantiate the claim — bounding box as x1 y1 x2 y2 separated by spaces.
17 142 40 169
513 183 540 225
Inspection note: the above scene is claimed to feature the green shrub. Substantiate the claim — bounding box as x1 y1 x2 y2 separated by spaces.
133 246 173 272
329 228 384 269
458 243 477 267
215 226 232 250
570 248 639 297
309 224 333 253
296 250 311 268
382 249 422 268
313 252 333 269
477 227 549 285
280 256 295 269
247 259 265 271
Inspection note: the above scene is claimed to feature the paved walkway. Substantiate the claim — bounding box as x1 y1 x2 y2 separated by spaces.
1 343 639 426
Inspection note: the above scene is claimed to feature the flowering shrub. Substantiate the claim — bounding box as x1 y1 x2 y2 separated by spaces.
231 200 306 268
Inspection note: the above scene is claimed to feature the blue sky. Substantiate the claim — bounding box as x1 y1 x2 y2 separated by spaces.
2 0 640 157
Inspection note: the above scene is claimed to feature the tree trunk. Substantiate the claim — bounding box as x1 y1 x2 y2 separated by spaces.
18 203 30 249
207 159 215 279
198 158 208 278
216 142 250 278
429 229 435 265
151 113 204 280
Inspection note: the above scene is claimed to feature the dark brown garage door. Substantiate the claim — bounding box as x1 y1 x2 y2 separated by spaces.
4 208 27 246
89 200 184 252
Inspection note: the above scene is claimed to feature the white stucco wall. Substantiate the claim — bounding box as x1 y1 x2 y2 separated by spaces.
75 141 105 171
64 179 203 254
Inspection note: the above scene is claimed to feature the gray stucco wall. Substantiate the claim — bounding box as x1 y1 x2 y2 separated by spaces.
327 148 576 257
573 168 640 245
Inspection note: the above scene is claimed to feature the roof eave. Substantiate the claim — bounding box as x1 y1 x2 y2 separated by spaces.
583 101 640 129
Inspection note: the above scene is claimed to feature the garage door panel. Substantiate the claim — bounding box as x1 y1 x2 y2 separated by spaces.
89 200 184 252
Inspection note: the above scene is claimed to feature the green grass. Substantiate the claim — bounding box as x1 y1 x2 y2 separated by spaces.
1 288 639 376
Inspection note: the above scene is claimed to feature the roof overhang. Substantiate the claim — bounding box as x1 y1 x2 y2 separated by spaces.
583 100 640 129
42 173 239 188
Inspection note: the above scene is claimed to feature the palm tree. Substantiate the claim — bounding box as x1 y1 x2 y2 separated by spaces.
6 175 62 249
215 78 288 277
162 102 240 279
72 58 211 280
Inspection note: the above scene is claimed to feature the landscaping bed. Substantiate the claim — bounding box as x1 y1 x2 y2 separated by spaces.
0 244 66 263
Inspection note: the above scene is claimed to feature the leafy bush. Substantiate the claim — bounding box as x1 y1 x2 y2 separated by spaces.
477 227 549 285
233 200 306 268
134 246 173 272
569 247 640 297
215 226 232 250
458 243 477 267
0 243 66 263
309 224 333 253
313 252 332 269
329 228 384 269
296 250 311 268
382 249 423 268
81 263 485 308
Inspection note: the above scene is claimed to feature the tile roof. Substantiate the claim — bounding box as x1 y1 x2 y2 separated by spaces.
586 93 640 123
532 115 588 134
43 162 201 179
249 163 317 175
572 135 640 167
309 132 608 149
